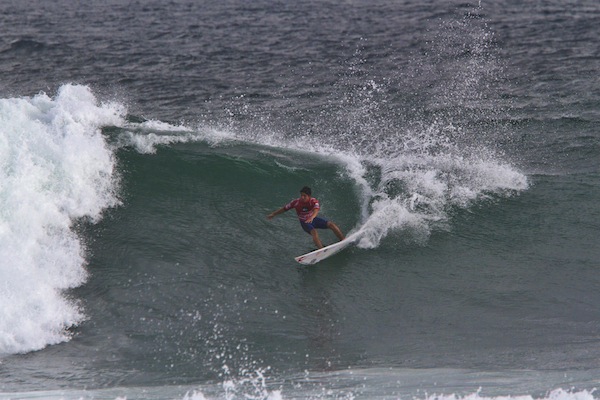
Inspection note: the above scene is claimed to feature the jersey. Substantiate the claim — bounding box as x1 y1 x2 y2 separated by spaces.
284 197 320 222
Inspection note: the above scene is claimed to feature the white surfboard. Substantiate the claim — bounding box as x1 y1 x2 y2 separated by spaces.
294 233 359 265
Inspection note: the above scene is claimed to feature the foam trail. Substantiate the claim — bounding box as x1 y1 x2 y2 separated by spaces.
347 150 529 249
0 84 125 354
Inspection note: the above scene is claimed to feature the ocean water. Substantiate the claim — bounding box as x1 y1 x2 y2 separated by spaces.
1 0 600 399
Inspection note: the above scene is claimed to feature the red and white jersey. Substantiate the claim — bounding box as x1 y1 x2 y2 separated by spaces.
284 197 320 222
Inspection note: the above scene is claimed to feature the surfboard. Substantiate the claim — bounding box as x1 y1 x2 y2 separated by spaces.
294 233 359 265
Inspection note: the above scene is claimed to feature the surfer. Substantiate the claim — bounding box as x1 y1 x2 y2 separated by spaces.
267 186 345 249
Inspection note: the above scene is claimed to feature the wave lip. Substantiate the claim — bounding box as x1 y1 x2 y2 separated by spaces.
0 84 125 354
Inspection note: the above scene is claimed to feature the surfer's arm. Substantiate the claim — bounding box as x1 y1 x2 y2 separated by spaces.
267 207 287 220
306 208 319 224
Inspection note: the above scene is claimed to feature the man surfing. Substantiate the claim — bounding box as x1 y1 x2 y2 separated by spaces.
267 186 345 249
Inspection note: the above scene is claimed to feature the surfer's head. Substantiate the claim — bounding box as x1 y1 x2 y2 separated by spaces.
300 186 312 201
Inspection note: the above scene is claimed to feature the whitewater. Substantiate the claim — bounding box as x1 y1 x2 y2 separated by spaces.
0 85 125 354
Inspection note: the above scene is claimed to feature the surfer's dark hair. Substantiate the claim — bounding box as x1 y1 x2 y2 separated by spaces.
300 186 312 196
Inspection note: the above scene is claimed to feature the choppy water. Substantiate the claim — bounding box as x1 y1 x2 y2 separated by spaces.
1 1 600 399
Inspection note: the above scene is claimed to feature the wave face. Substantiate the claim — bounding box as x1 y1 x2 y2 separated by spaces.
121 116 529 251
0 79 530 375
0 85 125 354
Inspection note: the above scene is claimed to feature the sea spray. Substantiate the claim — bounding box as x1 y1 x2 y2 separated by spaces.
0 84 125 354
317 8 525 247
113 5 529 250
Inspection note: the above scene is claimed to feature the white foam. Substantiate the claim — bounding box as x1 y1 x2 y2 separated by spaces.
119 124 235 154
0 84 125 354
347 149 529 248
422 389 596 400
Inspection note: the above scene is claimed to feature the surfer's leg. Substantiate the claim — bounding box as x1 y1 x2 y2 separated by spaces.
310 229 324 249
301 220 324 248
327 221 345 241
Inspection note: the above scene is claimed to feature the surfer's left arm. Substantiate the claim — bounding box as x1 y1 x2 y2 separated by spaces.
267 207 286 220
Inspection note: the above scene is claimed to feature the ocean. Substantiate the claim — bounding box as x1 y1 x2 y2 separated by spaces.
1 0 599 399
